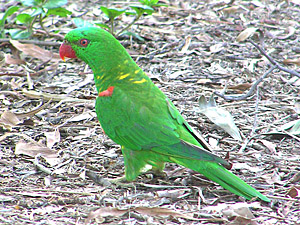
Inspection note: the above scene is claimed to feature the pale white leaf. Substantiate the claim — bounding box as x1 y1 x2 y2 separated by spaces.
198 95 242 141
210 43 224 53
45 128 61 149
236 27 258 42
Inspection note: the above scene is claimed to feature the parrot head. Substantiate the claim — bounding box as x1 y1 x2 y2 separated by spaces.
59 27 115 62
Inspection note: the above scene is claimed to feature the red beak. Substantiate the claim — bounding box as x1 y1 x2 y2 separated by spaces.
59 42 77 61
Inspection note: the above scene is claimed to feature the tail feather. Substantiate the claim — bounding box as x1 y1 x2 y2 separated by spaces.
171 157 270 202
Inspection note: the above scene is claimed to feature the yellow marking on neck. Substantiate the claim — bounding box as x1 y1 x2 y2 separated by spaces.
133 78 147 84
134 70 140 74
119 73 130 80
97 75 104 80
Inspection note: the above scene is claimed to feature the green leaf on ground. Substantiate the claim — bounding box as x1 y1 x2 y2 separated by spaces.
8 28 32 39
100 7 126 20
129 5 154 16
47 7 72 17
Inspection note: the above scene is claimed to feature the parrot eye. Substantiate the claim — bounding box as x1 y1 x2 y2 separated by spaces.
79 39 89 47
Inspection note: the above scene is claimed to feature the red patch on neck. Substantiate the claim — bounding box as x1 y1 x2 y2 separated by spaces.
99 86 115 97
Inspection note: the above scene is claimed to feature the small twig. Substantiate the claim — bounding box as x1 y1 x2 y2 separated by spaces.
116 14 142 37
215 65 277 100
249 39 300 78
0 38 60 46
33 155 53 175
217 39 300 101
250 87 260 136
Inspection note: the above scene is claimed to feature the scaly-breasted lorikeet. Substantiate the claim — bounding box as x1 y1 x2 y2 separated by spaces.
59 27 270 202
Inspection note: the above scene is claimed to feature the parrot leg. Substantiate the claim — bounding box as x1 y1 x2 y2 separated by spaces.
86 170 134 187
107 176 136 188
122 147 169 181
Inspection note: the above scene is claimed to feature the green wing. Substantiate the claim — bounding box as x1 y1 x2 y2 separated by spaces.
95 81 228 166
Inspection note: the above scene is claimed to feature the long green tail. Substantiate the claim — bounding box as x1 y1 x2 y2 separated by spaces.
171 157 270 202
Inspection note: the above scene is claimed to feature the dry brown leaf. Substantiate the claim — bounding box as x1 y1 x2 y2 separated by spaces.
15 140 60 166
236 27 258 42
0 111 21 130
228 83 252 91
282 58 300 66
203 202 261 222
44 128 60 149
10 40 60 62
135 207 197 220
289 172 300 184
86 206 198 224
258 140 276 153
85 207 126 224
286 186 300 198
4 53 25 65
180 36 191 53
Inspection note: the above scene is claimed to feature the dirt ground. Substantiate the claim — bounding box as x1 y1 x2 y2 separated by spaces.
1 0 300 224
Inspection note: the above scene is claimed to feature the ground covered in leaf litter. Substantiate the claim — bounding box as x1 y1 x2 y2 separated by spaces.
1 0 300 224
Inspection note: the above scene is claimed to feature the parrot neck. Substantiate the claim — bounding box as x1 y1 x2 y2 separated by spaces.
87 47 144 93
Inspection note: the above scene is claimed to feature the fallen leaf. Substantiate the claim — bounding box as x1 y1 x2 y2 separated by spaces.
288 172 300 183
10 40 60 62
0 111 21 130
209 43 224 53
196 78 214 84
236 27 258 42
85 207 127 224
156 189 190 199
258 140 276 153
135 207 197 220
203 202 261 218
263 170 283 185
222 6 240 14
282 58 300 66
232 163 263 173
277 26 296 40
15 140 60 166
4 53 25 65
85 206 198 224
228 83 252 92
68 112 95 122
180 36 192 53
198 95 242 141
207 62 232 75
286 186 300 198
44 128 60 149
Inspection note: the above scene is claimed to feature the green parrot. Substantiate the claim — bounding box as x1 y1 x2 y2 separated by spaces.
59 27 270 202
